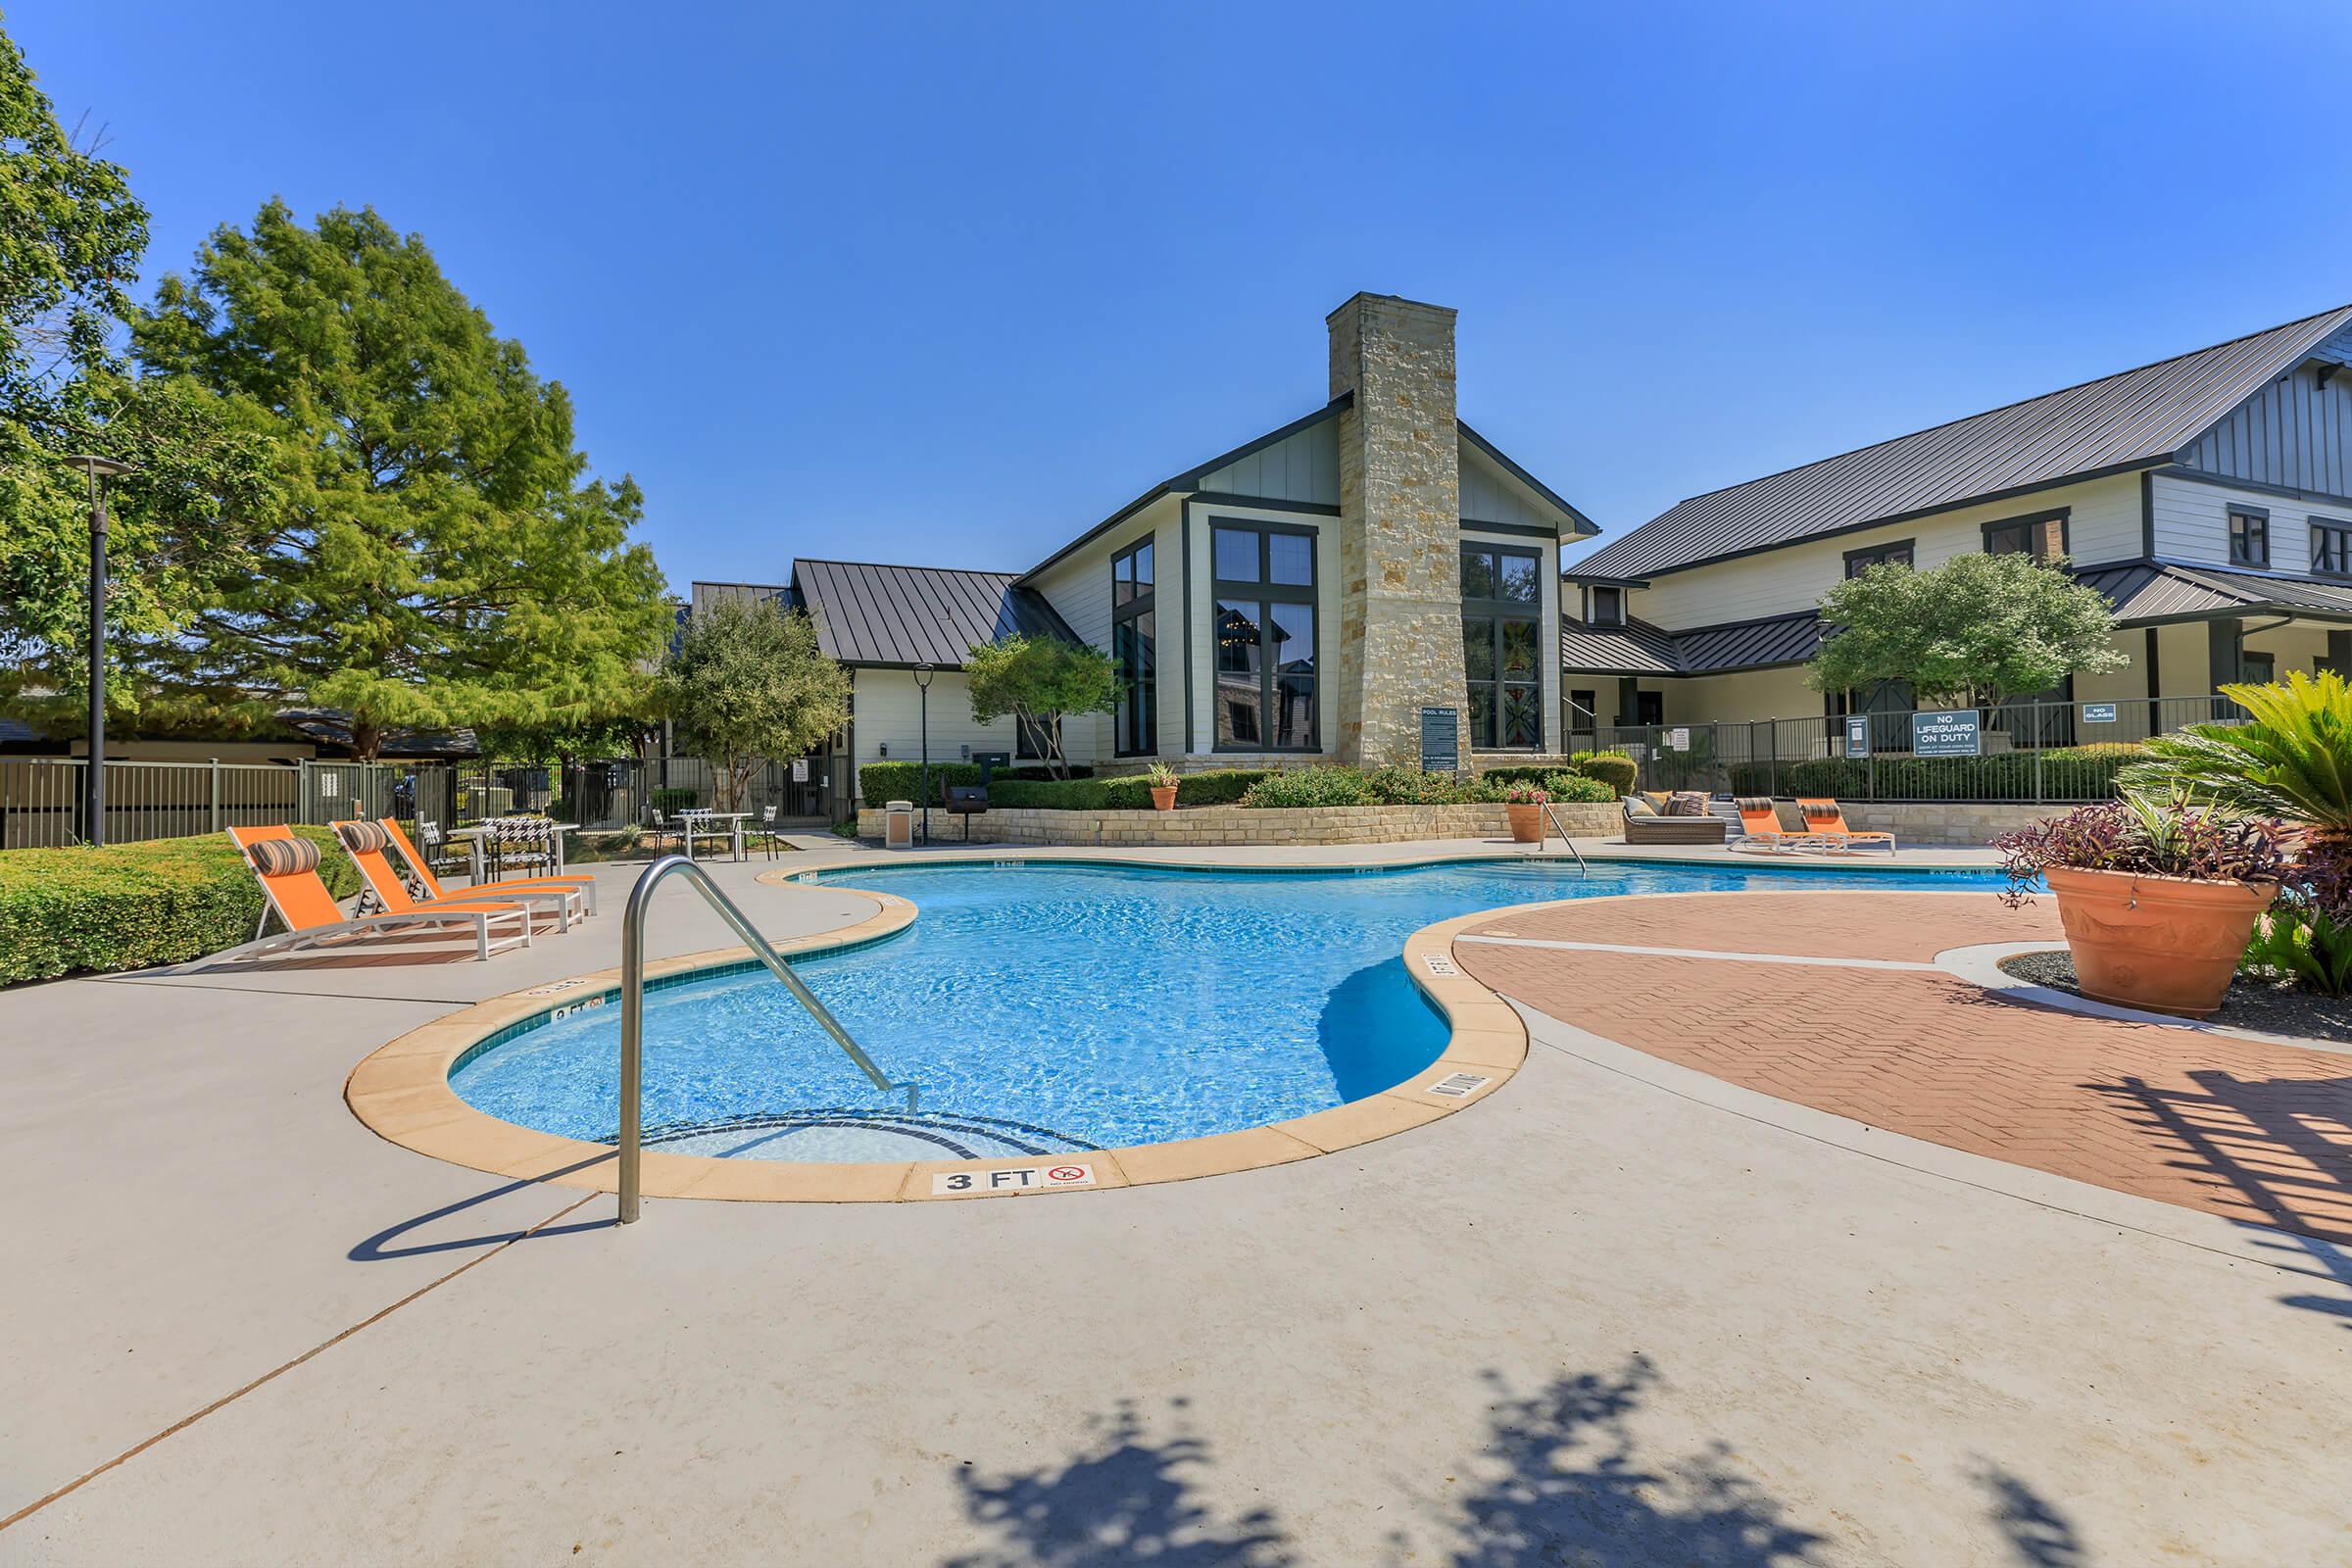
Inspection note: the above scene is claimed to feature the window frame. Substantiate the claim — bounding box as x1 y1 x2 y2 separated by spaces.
1980 508 2072 562
1588 584 1624 627
1842 538 1916 577
1208 517 1321 754
1110 537 1156 757
2314 516 2352 581
2229 505 2271 568
1463 542 1545 752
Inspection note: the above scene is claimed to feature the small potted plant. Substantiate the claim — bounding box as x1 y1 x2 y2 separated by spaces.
1993 790 2290 1017
1145 761 1181 811
1502 783 1548 844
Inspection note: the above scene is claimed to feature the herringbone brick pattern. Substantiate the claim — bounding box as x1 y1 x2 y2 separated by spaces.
1457 893 2352 1243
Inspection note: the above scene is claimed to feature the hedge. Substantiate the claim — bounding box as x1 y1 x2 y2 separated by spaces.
0 826 359 986
1239 765 1617 808
1724 742 2146 804
991 769 1268 810
856 761 1094 807
1482 751 1639 795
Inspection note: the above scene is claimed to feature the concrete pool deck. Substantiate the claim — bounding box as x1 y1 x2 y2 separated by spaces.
3 843 2347 1563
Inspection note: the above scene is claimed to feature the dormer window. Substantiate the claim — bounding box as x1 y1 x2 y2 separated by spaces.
1590 585 1624 627
2230 507 2270 568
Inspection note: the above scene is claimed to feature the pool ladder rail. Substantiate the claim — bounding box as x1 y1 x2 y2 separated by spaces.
1540 802 1591 876
616 854 916 1224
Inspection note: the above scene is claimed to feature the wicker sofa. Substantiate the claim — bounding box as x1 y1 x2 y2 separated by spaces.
1619 794 1730 846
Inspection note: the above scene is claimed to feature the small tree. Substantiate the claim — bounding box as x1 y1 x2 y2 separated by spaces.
657 599 850 812
1808 551 2125 712
964 634 1116 780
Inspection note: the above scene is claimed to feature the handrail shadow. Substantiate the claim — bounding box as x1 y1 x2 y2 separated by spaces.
350 1152 619 1260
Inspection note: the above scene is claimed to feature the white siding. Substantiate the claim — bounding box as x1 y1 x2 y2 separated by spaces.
851 669 1027 773
2148 471 2352 574
1462 525 1562 753
1026 494 1182 763
1195 419 1340 505
1459 443 1555 529
1628 474 2143 629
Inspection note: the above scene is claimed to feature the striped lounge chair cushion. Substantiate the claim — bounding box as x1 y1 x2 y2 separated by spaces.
335 819 393 853
246 836 320 876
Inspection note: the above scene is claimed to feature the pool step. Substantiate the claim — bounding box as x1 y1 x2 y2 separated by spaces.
638 1107 1102 1162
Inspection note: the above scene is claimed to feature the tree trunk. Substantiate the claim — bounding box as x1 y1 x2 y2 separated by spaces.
353 719 381 761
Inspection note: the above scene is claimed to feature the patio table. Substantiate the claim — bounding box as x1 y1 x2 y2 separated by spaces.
678 811 752 862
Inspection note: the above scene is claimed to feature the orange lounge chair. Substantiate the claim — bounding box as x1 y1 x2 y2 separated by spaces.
377 817 598 916
204 825 532 966
1728 797 1839 855
334 820 583 933
1793 798 1896 854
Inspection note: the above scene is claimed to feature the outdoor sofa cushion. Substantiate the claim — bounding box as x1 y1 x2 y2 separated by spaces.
1664 791 1709 816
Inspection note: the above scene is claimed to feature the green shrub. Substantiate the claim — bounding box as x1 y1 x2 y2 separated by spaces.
1363 766 1483 806
650 787 701 813
2242 899 2352 996
1569 751 1639 794
1241 766 1382 808
1536 772 1616 805
0 826 360 986
1725 742 2149 804
856 761 1093 807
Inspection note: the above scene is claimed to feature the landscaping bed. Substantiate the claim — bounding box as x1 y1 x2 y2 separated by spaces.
0 826 359 986
1998 949 2352 1044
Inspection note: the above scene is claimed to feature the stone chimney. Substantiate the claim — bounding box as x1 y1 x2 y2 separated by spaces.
1327 293 1469 767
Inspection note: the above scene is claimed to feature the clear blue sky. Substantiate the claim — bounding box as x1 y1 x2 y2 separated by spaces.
16 2 2352 586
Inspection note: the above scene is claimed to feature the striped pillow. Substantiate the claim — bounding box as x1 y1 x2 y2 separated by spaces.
246 836 320 877
1734 796 1775 814
336 819 392 854
1801 801 1842 823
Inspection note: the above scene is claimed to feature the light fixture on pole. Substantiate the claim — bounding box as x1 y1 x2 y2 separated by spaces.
57 454 137 848
912 663 934 846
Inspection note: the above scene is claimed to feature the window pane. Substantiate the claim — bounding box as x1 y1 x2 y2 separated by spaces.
1467 684 1495 748
1213 527 1259 582
1463 618 1495 682
1985 522 2025 555
1114 552 1133 585
1267 531 1313 587
1134 610 1155 745
1134 541 1152 587
1501 683 1541 748
1270 602 1314 677
1500 618 1538 679
1460 548 1495 600
1214 600 1261 674
1498 554 1540 603
1592 586 1623 625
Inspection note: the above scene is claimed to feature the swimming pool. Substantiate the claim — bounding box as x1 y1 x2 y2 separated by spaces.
449 858 2002 1163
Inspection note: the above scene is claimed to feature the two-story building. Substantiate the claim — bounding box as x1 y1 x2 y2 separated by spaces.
1561 305 2352 747
697 294 1596 817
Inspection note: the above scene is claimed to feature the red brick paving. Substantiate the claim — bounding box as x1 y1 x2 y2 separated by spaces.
1457 892 2352 1244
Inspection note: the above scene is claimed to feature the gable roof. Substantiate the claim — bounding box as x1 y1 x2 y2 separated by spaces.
1573 305 2352 580
792 559 1079 669
1021 397 1595 581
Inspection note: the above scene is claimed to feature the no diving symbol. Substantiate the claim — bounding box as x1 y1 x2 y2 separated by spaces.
1048 1165 1087 1183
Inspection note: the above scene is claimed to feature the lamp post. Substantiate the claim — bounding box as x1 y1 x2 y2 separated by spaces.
57 455 136 848
912 663 934 846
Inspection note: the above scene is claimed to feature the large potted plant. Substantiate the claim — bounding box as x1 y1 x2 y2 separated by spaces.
1993 791 2289 1017
1144 761 1180 811
1502 784 1548 844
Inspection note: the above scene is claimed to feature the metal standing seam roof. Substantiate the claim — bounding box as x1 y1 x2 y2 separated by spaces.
2088 561 2352 621
1572 306 2352 580
791 559 1081 668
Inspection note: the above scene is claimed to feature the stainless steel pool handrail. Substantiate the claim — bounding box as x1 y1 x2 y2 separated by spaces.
1541 802 1590 876
617 854 914 1224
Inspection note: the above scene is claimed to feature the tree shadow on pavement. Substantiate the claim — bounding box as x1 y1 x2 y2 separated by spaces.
1974 1463 2086 1568
1428 1355 1824 1567
937 1396 1294 1568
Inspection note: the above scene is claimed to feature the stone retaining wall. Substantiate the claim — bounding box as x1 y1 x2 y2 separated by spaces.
1836 802 2059 845
857 801 1623 848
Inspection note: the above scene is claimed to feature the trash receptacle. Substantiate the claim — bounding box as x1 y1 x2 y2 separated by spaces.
884 799 915 851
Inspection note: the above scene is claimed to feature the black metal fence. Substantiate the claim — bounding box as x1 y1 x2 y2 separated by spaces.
1577 693 2240 805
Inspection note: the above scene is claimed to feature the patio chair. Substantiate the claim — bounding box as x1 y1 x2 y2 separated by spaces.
197 825 532 967
414 818 467 881
1619 795 1729 846
377 817 598 915
1793 798 1897 854
1728 798 1839 856
647 808 682 855
490 816 558 882
334 820 582 933
754 804 788 859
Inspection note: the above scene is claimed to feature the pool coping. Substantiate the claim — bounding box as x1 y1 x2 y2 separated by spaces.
342 869 1532 1203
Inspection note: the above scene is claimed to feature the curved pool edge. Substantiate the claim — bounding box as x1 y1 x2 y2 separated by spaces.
342 868 1534 1204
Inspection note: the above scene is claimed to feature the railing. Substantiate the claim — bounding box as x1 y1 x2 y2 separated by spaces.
1539 801 1589 875
616 854 913 1225
1581 692 2242 806
0 757 441 850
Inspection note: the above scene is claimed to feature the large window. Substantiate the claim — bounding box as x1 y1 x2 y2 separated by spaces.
1111 539 1155 756
1463 543 1543 750
1211 521 1318 751
1983 511 2069 560
1844 539 1915 576
2229 507 2270 567
2316 518 2352 580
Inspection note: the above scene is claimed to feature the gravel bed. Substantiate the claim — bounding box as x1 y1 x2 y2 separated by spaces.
1998 949 2352 1043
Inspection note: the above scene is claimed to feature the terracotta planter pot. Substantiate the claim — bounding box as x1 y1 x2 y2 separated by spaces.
1150 785 1178 812
2041 864 2278 1018
1506 803 1545 843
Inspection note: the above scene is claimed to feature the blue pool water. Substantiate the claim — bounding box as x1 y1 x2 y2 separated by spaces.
450 859 2003 1161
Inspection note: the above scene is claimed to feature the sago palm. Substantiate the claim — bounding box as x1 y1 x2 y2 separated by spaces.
2125 669 2352 840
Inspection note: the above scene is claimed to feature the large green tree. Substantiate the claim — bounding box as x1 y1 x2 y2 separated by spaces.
1807 550 2125 712
127 201 672 756
656 598 850 812
964 633 1116 780
0 18 275 730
